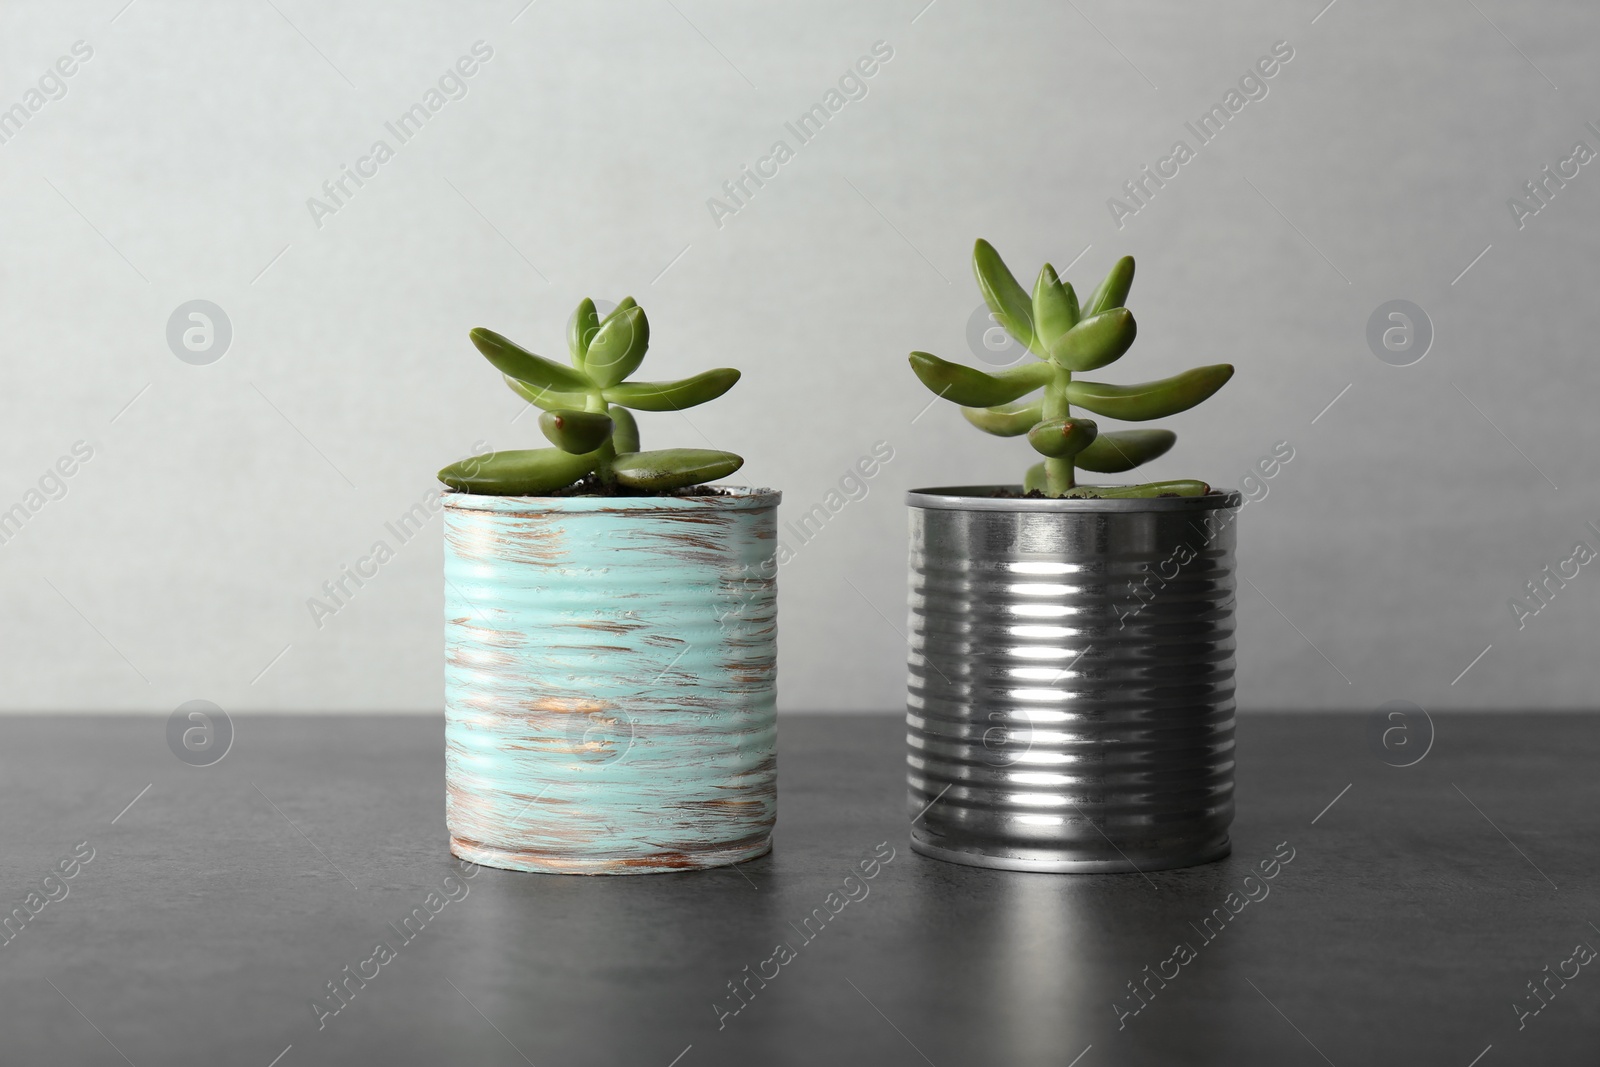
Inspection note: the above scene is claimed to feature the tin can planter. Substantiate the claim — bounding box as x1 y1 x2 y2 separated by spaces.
444 488 780 875
906 486 1242 874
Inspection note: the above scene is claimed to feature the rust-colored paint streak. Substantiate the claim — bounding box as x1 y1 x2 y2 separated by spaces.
445 641 519 675
684 798 768 812
447 622 525 650
527 696 610 714
642 634 688 648
636 829 773 857
654 512 735 528
449 835 773 875
446 512 570 568
619 852 697 869
573 619 645 635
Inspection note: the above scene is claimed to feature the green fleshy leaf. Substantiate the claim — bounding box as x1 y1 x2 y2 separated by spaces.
601 296 637 325
1028 417 1098 458
1032 264 1078 349
437 447 600 494
568 298 599 369
1024 462 1047 494
1057 479 1209 498
610 448 744 490
539 408 613 454
585 304 650 388
471 328 593 393
1050 308 1136 372
1081 255 1135 318
1072 429 1175 472
907 351 1054 407
961 399 1043 437
503 373 590 413
973 239 1039 354
608 404 640 454
604 368 740 411
1065 364 1234 422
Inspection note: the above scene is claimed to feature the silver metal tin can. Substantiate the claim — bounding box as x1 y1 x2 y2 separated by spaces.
906 486 1242 873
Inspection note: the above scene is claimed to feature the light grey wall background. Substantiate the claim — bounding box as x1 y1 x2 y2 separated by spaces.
0 0 1596 713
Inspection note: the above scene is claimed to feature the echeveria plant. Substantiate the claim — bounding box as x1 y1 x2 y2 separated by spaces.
438 297 743 495
909 240 1233 498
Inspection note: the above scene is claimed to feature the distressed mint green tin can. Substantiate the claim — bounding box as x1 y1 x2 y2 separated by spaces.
443 487 780 875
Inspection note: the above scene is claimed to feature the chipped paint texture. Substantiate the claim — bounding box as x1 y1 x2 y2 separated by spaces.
443 488 780 875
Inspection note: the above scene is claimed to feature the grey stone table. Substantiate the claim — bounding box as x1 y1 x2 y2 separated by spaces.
1 712 1595 1066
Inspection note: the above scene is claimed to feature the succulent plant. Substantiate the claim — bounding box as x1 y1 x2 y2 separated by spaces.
908 240 1234 498
438 297 744 495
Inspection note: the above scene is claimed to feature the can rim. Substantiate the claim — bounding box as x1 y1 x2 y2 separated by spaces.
442 484 780 515
906 485 1243 512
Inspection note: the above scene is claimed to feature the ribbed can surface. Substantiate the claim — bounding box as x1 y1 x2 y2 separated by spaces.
906 486 1241 873
443 488 779 875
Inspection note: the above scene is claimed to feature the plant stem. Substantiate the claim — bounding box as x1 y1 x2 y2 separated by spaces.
1041 367 1074 495
587 390 617 486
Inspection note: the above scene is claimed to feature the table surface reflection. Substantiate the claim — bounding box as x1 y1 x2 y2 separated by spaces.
1 711 1593 1066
